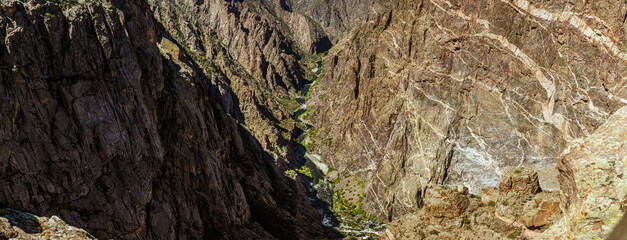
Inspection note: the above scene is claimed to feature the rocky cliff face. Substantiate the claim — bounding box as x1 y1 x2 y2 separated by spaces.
283 0 378 44
382 104 627 240
307 0 627 221
147 0 305 167
1 0 626 238
0 0 328 239
382 166 564 240
541 106 626 239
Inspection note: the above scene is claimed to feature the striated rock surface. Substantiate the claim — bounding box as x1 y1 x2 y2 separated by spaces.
0 0 328 239
307 0 627 221
541 106 627 239
149 0 307 91
0 208 94 239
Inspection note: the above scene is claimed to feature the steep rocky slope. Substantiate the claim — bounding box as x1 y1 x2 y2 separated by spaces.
149 0 306 91
145 0 378 167
0 0 329 239
307 0 627 222
541 106 626 239
148 0 305 167
379 107 624 239
282 0 378 44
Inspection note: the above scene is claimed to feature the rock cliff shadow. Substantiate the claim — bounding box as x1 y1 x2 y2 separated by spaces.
0 208 42 234
153 20 342 239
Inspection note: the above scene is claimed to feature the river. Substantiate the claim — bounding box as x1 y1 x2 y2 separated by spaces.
292 56 385 238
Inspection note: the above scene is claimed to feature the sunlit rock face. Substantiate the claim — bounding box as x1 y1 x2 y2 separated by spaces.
542 106 627 239
308 0 626 221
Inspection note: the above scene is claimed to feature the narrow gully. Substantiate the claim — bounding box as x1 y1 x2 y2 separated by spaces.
292 57 385 238
292 57 338 227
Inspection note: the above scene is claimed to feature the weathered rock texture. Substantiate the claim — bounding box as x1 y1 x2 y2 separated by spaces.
282 0 378 44
541 106 627 239
0 208 94 239
382 166 563 239
149 0 306 91
382 186 520 240
307 0 627 221
498 166 542 194
148 0 309 165
422 184 469 222
0 0 328 239
493 167 563 231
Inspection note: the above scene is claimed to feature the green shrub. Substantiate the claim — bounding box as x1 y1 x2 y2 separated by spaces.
462 218 471 225
295 166 312 178
44 12 58 18
284 170 297 180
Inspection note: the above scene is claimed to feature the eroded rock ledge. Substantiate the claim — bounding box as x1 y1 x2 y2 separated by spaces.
382 165 562 239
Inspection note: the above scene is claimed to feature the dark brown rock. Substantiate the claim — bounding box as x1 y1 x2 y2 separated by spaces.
0 0 327 239
0 208 94 239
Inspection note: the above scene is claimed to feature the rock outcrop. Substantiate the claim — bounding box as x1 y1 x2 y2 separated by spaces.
423 184 469 222
307 0 627 221
498 166 542 194
382 166 563 239
1 0 625 238
493 167 563 231
541 106 627 239
0 208 94 240
0 0 328 239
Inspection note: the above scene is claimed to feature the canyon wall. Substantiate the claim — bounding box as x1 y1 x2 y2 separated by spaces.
0 0 329 238
308 0 627 221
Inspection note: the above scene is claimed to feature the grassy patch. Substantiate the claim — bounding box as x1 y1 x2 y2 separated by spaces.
295 166 312 178
284 170 297 180
332 177 381 229
303 125 318 152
